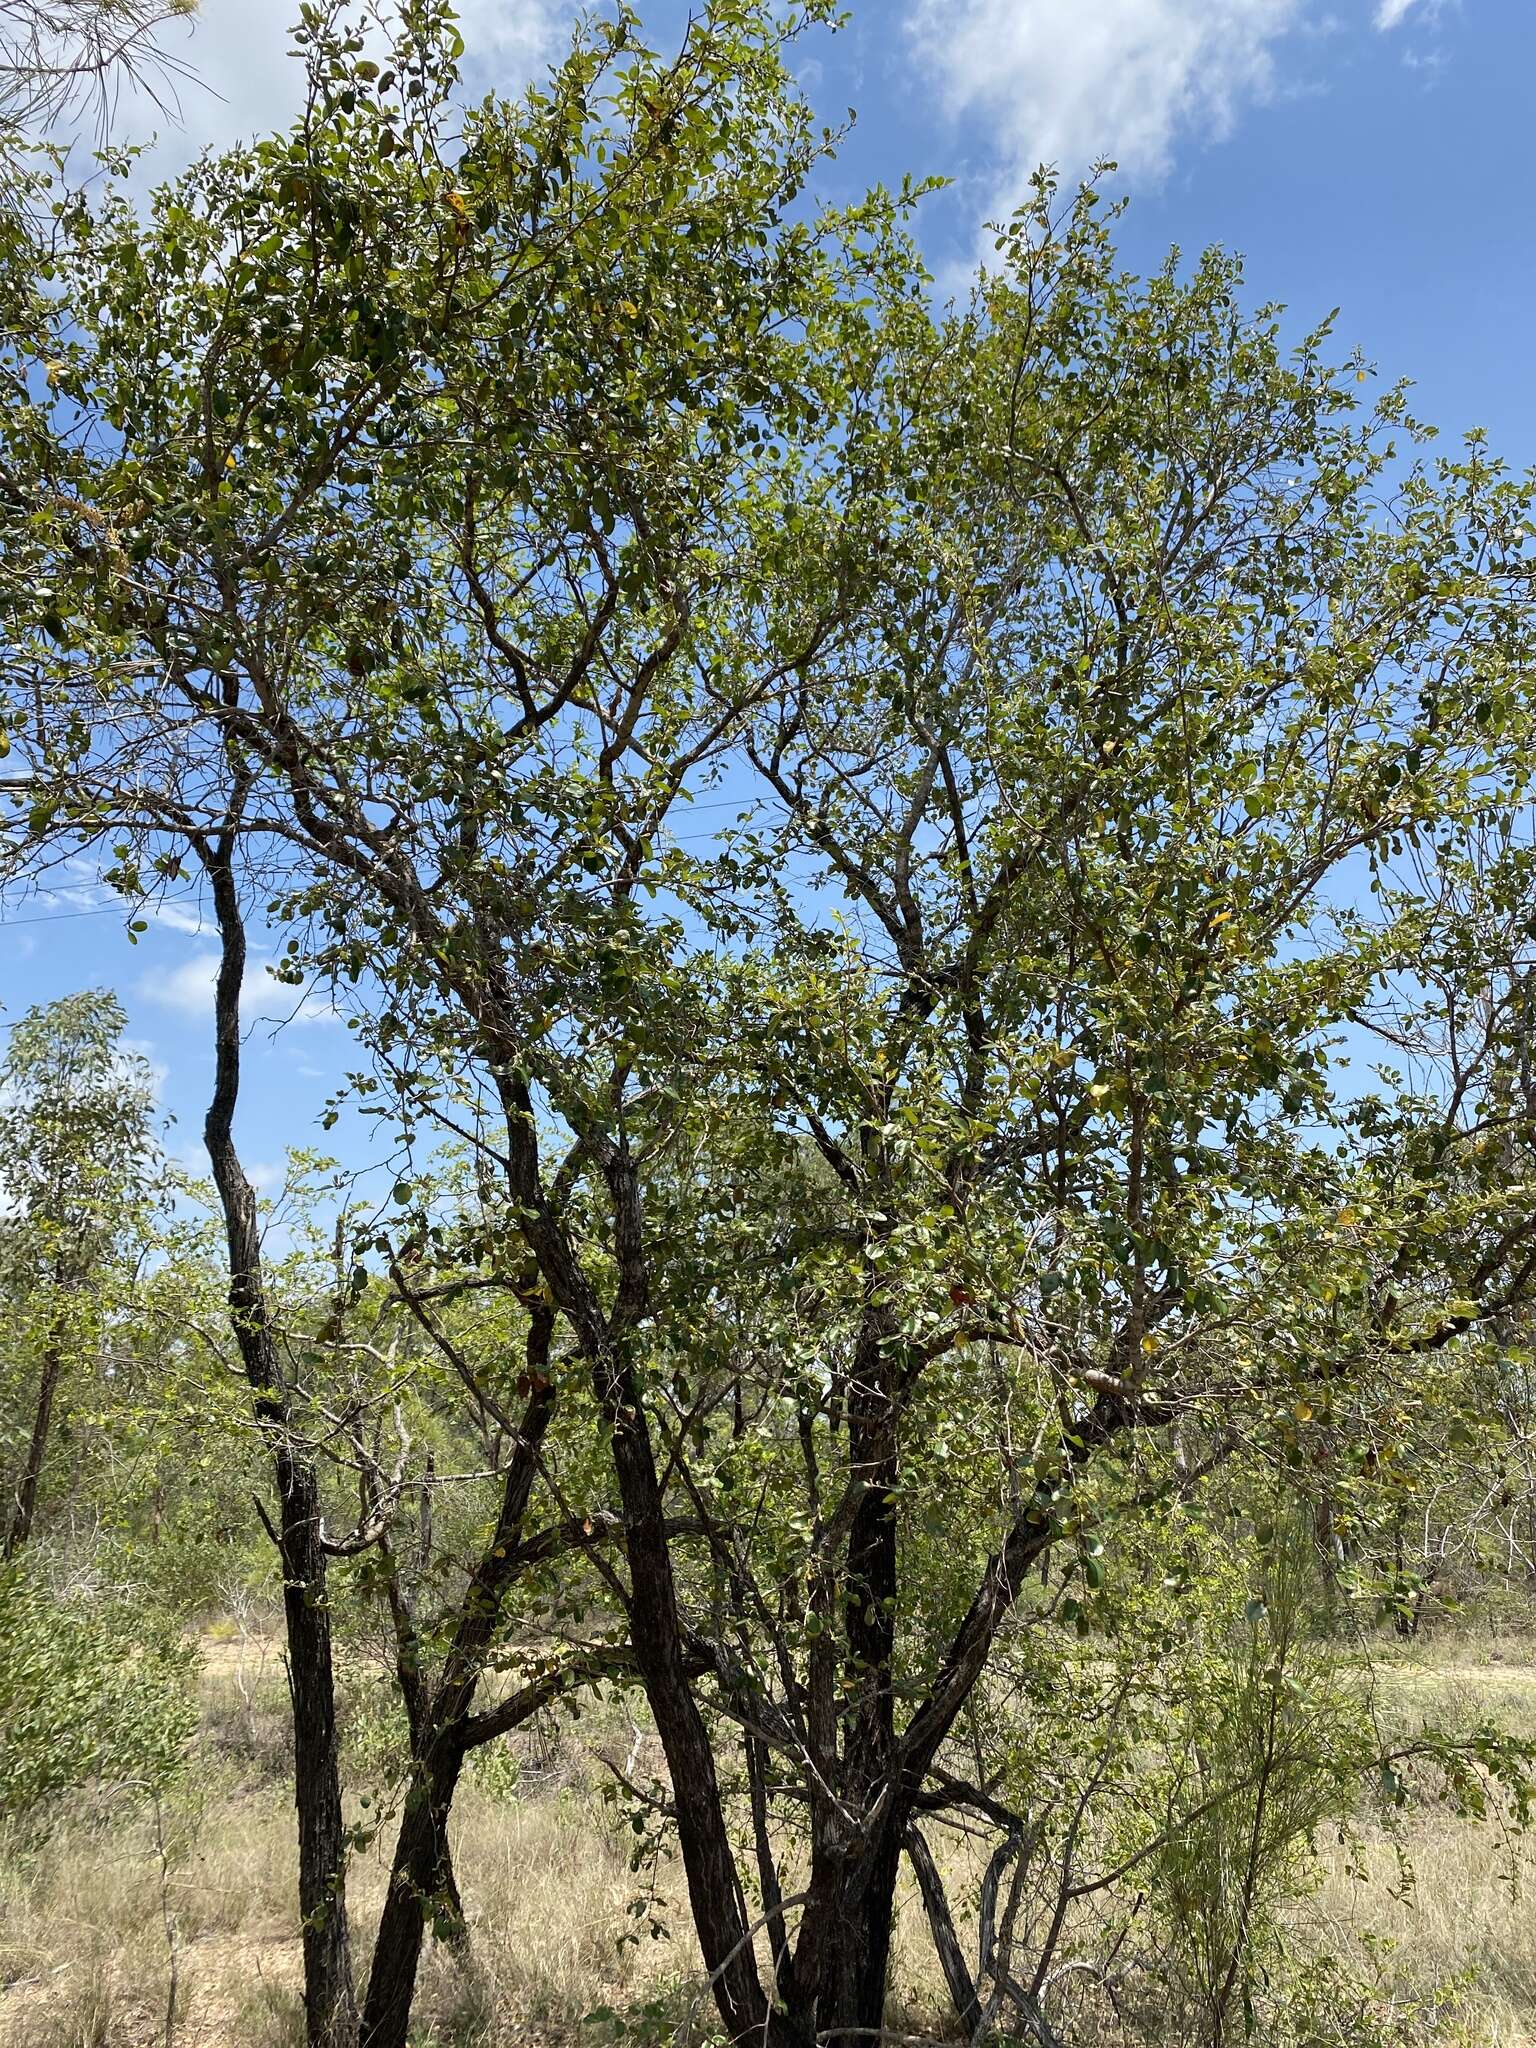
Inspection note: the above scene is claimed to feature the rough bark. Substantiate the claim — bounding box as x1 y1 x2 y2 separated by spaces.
360 1743 468 2048
820 1311 902 2045
601 1340 790 2045
201 828 359 2048
906 1825 984 2040
360 1321 557 2048
484 1064 792 2045
3 1333 63 1558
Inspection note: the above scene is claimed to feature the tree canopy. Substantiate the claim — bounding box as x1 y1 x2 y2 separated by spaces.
4 5 1536 2047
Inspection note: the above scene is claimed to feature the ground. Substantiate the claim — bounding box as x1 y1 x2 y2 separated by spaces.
4 1629 1536 2047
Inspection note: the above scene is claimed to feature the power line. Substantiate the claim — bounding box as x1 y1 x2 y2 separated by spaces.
0 891 202 930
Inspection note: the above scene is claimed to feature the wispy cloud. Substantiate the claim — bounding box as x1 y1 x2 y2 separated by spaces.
1374 0 1433 27
455 0 564 84
138 951 221 1021
137 951 337 1027
151 901 208 937
906 0 1302 222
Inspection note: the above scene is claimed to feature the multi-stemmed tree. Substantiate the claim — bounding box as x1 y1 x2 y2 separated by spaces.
6 6 1536 2046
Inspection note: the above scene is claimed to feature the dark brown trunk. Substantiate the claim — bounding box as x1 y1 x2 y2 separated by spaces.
487 1065 786 2047
200 827 359 2048
809 1837 903 2047
602 1353 783 2044
746 1734 792 1999
361 1742 466 2048
277 1453 358 2048
807 1311 901 2045
361 1330 556 2048
906 1825 984 2039
3 1335 63 1558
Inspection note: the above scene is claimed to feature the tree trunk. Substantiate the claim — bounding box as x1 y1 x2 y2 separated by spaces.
603 1356 785 2045
201 827 359 2048
361 1321 556 2048
361 1743 466 2048
810 1833 903 2048
906 1825 984 2039
487 1068 787 2048
3 1334 63 1558
277 1452 358 2048
811 1311 901 2045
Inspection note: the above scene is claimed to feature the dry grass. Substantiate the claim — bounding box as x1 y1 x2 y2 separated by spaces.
1311 1817 1536 2048
5 1630 1536 2046
0 1774 704 2047
0 1640 717 2048
1303 1631 1536 2048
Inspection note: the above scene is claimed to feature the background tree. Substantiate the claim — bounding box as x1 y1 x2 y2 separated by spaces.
0 988 157 1557
0 0 198 143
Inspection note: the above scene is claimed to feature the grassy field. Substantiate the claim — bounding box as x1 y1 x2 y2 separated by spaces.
4 1629 1536 2047
1308 1642 1536 2048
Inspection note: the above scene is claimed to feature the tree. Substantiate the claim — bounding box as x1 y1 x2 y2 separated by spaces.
7 10 1536 2048
0 989 156 1557
199 844 362 2048
1 0 906 2038
1 0 198 142
0 1551 196 1820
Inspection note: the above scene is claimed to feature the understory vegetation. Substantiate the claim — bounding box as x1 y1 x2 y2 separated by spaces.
5 2 1536 2045
9 1607 1536 2046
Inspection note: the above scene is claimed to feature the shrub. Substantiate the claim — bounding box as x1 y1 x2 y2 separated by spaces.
0 1560 196 1823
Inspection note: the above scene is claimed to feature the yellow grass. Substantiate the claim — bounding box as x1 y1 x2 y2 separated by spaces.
4 1630 1536 2045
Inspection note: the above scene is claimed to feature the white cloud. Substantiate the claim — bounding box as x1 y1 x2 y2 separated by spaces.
907 0 1302 217
52 0 307 190
152 901 208 936
138 950 336 1027
140 950 221 1020
455 0 564 82
1374 0 1430 25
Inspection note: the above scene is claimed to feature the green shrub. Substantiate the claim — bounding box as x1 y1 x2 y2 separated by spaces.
0 1561 196 1822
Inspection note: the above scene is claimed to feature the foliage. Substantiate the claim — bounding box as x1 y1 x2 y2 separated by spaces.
1145 1521 1374 2044
0 988 156 1277
3 1 1536 2043
0 990 161 1556
0 1556 196 1821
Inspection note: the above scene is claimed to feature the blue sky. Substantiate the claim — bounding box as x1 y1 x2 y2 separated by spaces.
5 0 1533 1190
